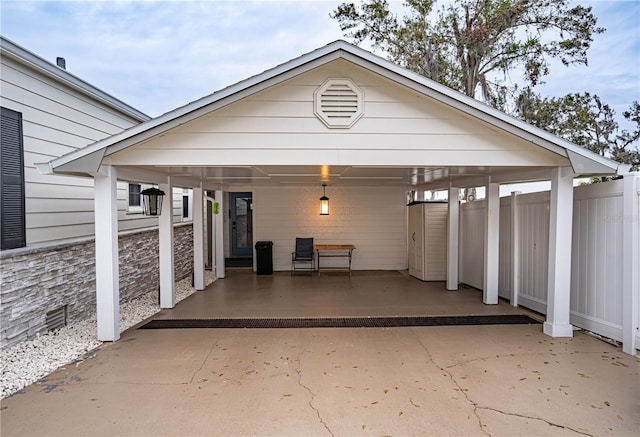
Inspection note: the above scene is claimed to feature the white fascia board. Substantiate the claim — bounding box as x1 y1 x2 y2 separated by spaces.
566 149 621 175
47 46 351 173
55 148 106 174
0 36 149 122
35 161 54 175
340 47 618 174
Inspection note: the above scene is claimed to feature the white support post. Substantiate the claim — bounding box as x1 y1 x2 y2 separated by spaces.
544 167 574 337
510 191 521 307
483 179 500 304
622 173 639 355
159 179 175 309
214 190 225 278
447 185 459 291
193 185 205 290
94 165 120 342
212 198 220 276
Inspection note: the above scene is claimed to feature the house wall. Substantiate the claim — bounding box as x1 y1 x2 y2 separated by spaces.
0 48 192 245
0 223 193 350
253 185 407 271
1 53 129 244
108 58 566 169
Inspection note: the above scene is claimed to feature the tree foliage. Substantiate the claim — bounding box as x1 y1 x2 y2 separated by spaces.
516 91 640 169
331 0 603 108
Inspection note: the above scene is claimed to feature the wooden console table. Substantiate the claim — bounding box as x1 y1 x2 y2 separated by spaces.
314 244 356 275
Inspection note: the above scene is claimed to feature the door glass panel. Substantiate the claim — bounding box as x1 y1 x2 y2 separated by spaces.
230 192 253 256
235 197 250 249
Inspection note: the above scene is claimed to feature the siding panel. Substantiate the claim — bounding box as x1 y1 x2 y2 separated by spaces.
253 185 406 271
1 62 136 129
1 55 146 245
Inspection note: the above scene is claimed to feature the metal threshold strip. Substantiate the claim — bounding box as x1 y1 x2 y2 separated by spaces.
138 315 540 329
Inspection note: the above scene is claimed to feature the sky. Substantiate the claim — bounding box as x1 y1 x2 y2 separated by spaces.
1 0 639 130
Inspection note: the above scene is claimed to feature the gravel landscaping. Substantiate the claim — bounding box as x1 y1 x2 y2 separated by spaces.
1 272 215 399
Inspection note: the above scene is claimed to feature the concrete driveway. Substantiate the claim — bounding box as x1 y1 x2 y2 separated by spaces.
1 271 639 436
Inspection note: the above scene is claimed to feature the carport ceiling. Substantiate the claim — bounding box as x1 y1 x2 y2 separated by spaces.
117 164 536 187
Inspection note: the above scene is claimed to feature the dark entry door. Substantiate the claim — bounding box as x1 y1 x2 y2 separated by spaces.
230 192 253 257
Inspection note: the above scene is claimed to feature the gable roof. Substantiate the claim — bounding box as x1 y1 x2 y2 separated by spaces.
1 36 150 123
39 40 622 177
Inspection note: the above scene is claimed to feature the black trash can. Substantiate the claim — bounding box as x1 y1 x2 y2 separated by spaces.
255 241 273 275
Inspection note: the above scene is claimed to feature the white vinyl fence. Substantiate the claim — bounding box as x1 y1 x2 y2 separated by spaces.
460 174 639 354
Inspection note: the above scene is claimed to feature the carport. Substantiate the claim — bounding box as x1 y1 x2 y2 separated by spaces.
38 41 624 343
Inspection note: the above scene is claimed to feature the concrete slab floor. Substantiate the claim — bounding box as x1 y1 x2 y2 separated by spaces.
2 271 639 436
154 270 534 319
1 325 638 436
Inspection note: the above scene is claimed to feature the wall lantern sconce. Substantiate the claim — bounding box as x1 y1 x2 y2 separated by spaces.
320 184 330 215
141 187 166 216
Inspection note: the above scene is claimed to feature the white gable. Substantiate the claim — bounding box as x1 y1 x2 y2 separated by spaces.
42 41 620 188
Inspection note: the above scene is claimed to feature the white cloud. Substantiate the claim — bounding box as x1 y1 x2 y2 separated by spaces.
1 0 638 127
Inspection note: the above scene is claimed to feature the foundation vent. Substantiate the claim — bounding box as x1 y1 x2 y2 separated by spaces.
46 305 67 331
314 78 364 128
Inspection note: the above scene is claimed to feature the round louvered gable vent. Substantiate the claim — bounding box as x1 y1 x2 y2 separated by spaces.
314 78 364 128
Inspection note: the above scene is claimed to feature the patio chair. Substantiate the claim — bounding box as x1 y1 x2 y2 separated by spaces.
291 237 315 275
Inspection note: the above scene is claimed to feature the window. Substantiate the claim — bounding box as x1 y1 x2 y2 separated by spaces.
128 183 142 212
181 189 192 221
1 107 26 250
182 195 189 218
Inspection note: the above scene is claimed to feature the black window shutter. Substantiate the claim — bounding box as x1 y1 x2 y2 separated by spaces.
1 107 26 250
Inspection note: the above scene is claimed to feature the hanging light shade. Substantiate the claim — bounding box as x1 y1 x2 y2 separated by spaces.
141 187 166 216
320 184 329 215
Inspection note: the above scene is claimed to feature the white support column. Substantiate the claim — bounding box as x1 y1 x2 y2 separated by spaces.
193 185 205 290
212 198 220 276
510 191 521 307
483 178 500 304
544 167 574 337
94 165 120 342
214 190 225 279
447 185 459 291
159 179 175 309
622 173 639 355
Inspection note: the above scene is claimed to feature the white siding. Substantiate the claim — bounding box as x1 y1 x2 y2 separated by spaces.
110 59 564 168
0 54 158 245
408 203 448 281
253 185 407 271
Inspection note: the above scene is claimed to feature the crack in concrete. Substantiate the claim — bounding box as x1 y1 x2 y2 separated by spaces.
476 406 595 436
189 338 218 384
411 329 490 436
295 351 334 437
445 349 614 370
445 352 556 369
410 329 595 437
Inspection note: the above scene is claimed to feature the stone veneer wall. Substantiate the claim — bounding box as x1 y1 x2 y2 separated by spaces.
0 223 193 350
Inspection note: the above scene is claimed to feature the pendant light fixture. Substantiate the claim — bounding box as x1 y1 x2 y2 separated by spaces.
319 184 329 215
